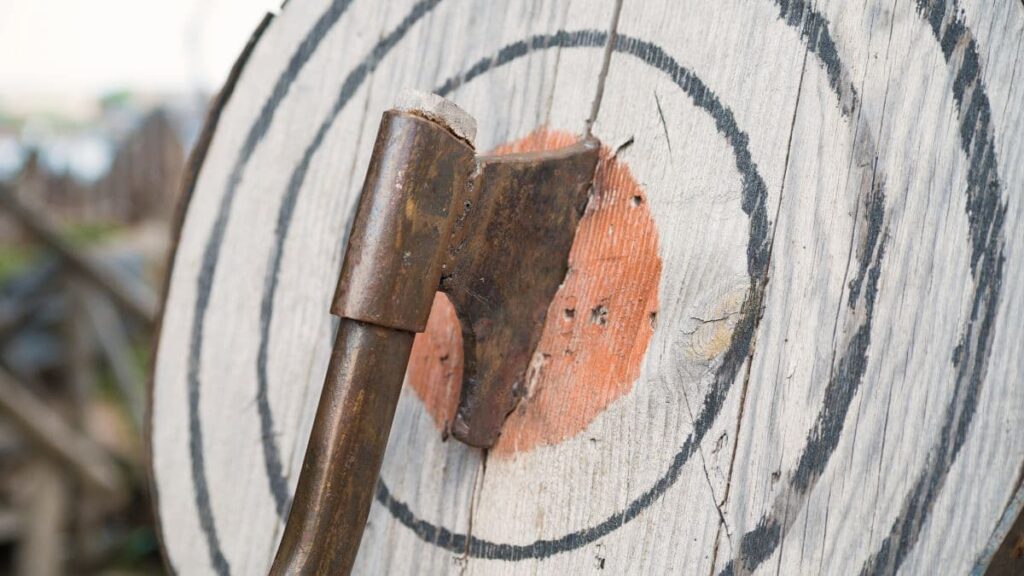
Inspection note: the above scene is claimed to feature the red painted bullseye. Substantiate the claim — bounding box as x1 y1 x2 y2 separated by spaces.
406 130 662 457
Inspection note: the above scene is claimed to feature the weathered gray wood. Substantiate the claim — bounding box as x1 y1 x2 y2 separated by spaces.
16 460 67 576
0 369 123 497
0 187 158 326
65 279 96 431
150 0 1024 574
978 479 1024 574
82 287 146 430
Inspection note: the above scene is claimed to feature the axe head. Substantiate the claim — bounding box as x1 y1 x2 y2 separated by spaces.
440 139 599 448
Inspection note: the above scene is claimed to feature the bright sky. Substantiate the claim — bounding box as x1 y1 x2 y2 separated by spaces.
0 0 277 108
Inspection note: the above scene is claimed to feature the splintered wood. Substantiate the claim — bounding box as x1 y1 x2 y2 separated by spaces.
150 0 1024 574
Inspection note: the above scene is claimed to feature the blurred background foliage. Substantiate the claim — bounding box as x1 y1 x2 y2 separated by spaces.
0 1 275 573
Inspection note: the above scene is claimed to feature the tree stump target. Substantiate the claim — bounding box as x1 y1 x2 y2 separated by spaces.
149 0 1024 574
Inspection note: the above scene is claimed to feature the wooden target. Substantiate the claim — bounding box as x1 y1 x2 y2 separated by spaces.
149 0 1024 573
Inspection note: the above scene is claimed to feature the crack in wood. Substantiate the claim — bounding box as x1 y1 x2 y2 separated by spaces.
586 0 625 136
714 35 813 576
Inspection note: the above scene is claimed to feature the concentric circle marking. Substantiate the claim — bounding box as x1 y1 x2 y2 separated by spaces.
258 29 773 561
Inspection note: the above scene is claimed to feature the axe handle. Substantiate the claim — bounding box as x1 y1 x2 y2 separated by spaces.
269 318 413 576
271 106 470 575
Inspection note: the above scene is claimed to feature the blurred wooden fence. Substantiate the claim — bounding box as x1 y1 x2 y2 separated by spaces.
0 107 179 575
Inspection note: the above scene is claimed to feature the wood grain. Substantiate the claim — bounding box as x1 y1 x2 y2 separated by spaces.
149 0 1024 574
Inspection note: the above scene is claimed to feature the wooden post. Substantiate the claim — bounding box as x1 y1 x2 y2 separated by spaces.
81 287 146 431
63 278 107 566
15 460 67 576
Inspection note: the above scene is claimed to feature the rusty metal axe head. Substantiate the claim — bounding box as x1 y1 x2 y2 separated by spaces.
334 90 599 448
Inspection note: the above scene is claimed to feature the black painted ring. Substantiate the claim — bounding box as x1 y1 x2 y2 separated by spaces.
257 29 773 562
